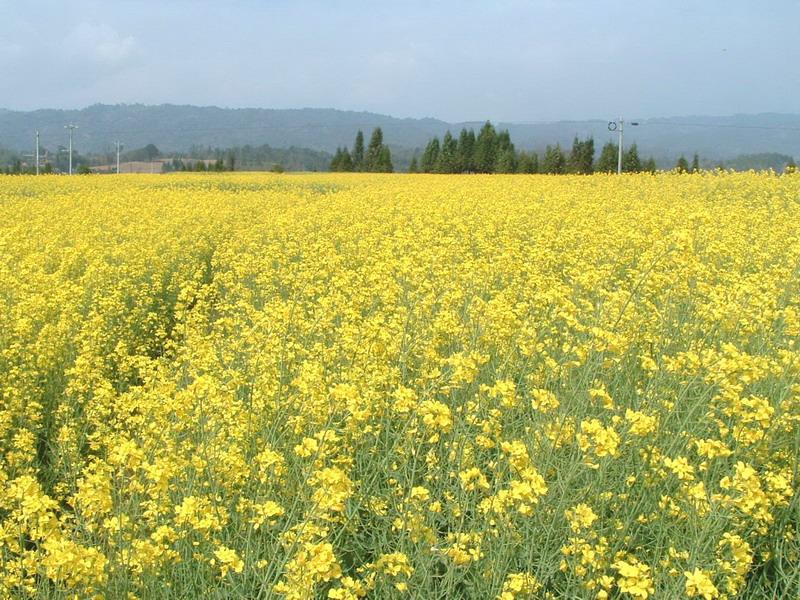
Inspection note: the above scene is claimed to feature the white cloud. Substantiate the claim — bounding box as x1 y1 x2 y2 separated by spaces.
65 22 136 63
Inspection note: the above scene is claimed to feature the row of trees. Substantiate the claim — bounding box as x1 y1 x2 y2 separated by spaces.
411 123 522 173
330 128 394 172
410 123 662 174
163 157 232 172
675 154 703 173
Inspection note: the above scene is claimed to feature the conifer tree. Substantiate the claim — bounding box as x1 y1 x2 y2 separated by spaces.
643 157 657 173
517 151 538 174
495 130 514 154
494 130 516 173
408 156 419 173
568 136 583 174
457 128 476 173
568 136 595 174
330 147 343 171
581 137 595 174
542 144 566 174
352 131 365 171
623 144 641 172
474 122 498 173
596 142 618 173
496 149 517 173
340 148 354 171
439 131 458 173
378 146 393 173
691 153 700 173
676 155 689 173
421 138 440 173
365 128 384 172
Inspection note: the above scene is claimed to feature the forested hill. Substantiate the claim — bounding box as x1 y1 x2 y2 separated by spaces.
0 105 448 155
1 104 799 161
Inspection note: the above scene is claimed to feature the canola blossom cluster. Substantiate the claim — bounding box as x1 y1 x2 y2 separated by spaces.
1 172 799 598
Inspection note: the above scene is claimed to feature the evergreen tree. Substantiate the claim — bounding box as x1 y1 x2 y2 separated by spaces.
378 146 393 172
785 157 797 174
494 130 516 172
365 128 385 172
567 136 581 173
623 144 641 172
495 130 514 154
408 156 419 173
643 157 657 173
675 155 689 173
596 142 618 173
568 136 594 174
582 137 595 174
474 122 498 173
330 147 343 171
516 152 529 173
340 148 354 171
421 138 440 173
517 151 538 174
691 153 700 173
226 151 235 172
457 128 476 173
496 149 517 173
439 131 458 173
542 144 566 174
352 130 365 171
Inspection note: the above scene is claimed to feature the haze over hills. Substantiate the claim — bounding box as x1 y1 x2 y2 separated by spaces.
1 104 799 165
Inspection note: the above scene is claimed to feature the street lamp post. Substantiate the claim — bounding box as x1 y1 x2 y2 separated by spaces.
116 140 123 174
64 124 78 174
608 118 639 174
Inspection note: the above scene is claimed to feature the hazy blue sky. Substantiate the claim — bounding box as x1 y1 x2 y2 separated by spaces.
2 0 798 122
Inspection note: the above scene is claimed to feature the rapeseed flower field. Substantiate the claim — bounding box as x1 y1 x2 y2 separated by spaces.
1 172 799 599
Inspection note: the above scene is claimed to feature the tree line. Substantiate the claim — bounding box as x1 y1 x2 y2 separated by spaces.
410 122 664 174
3 124 794 174
163 157 233 172
330 128 394 172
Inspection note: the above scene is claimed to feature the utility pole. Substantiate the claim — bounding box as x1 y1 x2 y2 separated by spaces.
608 118 639 174
35 130 40 175
64 124 78 174
116 140 123 174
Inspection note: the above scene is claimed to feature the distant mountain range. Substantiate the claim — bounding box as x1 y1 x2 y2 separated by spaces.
1 104 799 165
